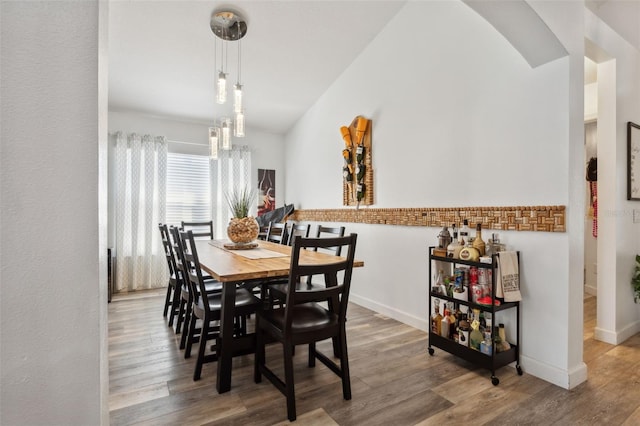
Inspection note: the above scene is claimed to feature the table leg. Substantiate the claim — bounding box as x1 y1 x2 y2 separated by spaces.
216 281 236 393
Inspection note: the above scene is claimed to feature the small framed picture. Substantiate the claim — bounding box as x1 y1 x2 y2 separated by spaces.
627 122 640 200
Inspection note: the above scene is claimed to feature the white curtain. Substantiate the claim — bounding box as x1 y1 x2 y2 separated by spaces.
211 145 252 238
114 132 168 292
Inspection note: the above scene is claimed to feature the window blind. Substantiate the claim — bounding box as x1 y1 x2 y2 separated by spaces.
166 152 211 227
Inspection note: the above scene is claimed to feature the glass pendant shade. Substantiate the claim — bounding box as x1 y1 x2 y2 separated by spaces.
216 71 227 104
234 83 243 113
208 127 219 159
221 119 232 150
234 111 245 137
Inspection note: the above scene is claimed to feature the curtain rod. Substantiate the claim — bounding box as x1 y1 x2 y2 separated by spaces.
108 132 205 147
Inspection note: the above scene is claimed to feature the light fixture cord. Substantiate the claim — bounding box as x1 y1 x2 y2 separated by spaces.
237 36 242 84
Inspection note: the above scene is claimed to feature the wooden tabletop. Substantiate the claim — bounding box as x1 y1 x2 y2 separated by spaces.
195 239 364 282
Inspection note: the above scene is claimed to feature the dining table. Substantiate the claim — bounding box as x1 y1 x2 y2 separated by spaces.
194 238 364 394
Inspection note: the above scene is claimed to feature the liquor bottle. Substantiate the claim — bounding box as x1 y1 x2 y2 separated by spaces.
447 226 461 258
431 300 443 335
486 233 505 257
469 308 483 351
431 270 443 295
497 323 511 352
448 303 457 340
440 305 450 338
459 219 470 245
435 269 447 295
457 314 470 347
480 330 493 355
473 223 486 256
459 239 480 262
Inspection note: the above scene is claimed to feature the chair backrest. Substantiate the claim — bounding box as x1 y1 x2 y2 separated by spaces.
314 225 346 256
159 223 178 278
284 234 358 325
179 229 211 312
266 222 289 245
171 226 196 296
286 223 310 246
181 220 214 240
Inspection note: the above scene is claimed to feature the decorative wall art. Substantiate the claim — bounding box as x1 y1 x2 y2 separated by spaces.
341 116 373 207
627 122 640 200
257 168 276 216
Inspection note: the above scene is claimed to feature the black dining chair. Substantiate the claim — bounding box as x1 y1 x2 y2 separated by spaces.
313 225 346 255
181 220 214 239
159 223 181 328
170 226 223 345
266 222 289 245
254 234 358 422
180 229 262 381
286 222 310 246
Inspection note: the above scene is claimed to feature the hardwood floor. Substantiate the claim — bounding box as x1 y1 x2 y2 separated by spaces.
109 291 640 425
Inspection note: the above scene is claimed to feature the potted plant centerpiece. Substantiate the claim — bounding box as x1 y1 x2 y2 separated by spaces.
225 186 260 247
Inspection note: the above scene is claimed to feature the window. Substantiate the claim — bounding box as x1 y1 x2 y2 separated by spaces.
166 153 211 226
166 147 252 237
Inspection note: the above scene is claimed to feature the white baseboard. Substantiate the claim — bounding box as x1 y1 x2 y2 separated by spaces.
519 356 587 390
595 319 640 345
350 292 428 332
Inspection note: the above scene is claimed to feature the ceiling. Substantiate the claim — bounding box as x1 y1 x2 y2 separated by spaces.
108 1 407 135
109 1 639 136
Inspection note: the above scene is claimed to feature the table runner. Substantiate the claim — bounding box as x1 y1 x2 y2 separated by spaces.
208 240 288 259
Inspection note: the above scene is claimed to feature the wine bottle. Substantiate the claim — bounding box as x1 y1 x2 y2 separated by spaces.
459 219 470 245
473 223 486 256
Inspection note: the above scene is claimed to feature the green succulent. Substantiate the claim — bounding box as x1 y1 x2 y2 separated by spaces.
225 186 256 218
632 255 640 303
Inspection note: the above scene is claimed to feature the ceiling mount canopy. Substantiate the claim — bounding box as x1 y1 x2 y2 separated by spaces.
210 10 247 41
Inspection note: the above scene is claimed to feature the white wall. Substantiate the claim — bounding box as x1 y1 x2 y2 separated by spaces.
285 0 583 388
1 1 108 425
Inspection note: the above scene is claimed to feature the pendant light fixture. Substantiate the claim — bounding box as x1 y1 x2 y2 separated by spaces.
209 9 247 158
208 127 219 159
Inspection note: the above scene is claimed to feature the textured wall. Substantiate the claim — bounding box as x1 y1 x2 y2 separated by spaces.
1 2 105 424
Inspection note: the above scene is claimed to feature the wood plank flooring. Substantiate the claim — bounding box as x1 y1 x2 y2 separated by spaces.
109 291 640 425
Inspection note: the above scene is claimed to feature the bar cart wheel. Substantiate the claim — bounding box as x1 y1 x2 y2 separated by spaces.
491 376 499 386
428 347 435 356
516 365 523 375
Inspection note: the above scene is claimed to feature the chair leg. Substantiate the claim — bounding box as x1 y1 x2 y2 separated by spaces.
283 342 297 422
308 342 316 367
185 311 198 359
339 328 351 400
254 319 264 383
176 296 185 334
180 301 192 350
163 284 172 317
193 317 209 381
168 284 181 327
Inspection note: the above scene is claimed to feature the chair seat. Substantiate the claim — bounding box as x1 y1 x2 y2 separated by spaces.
182 279 222 294
261 303 338 333
196 288 261 312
